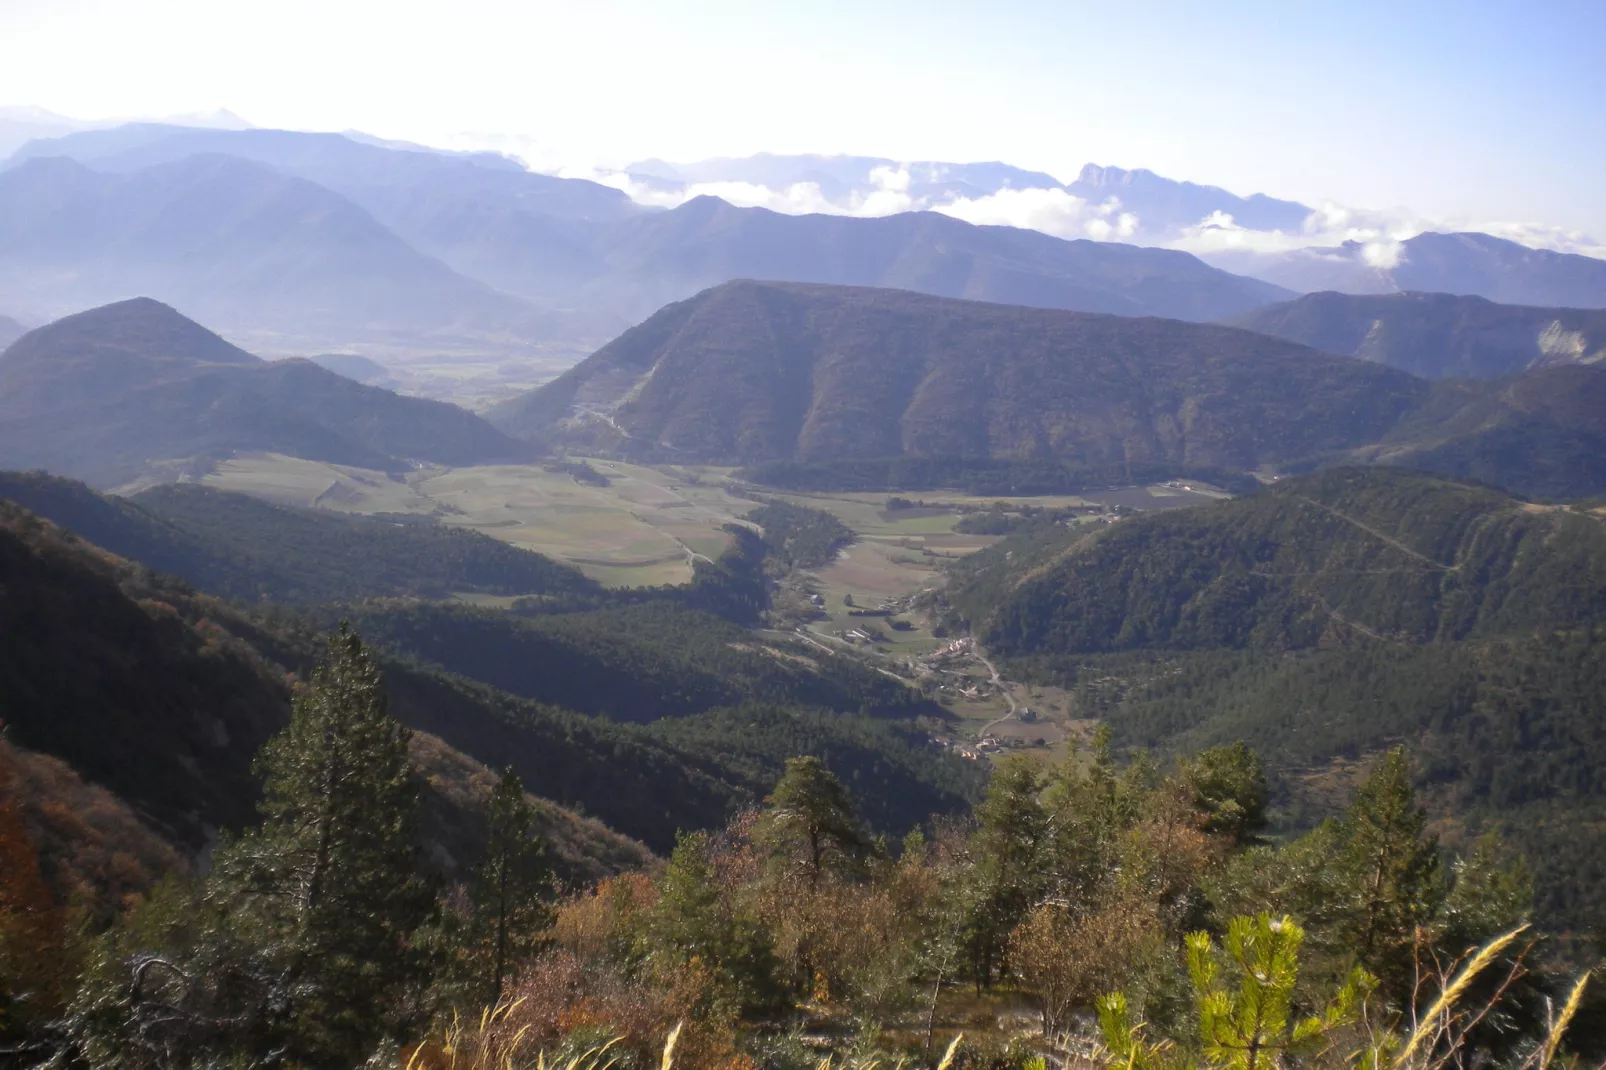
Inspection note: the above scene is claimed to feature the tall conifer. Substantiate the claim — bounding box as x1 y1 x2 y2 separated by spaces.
213 626 433 1064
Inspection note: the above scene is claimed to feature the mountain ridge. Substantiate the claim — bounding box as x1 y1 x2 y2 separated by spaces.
490 279 1425 468
1206 231 1606 309
0 298 527 485
1224 290 1606 379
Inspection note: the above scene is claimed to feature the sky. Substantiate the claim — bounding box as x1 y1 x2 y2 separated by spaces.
2 0 1603 239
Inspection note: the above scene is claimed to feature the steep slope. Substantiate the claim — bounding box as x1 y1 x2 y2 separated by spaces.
1208 232 1606 308
585 197 1292 324
1354 363 1606 500
949 467 1606 658
0 495 652 876
491 280 1424 468
0 494 979 852
0 298 526 485
0 153 539 343
1225 291 1606 378
0 471 596 603
938 467 1606 922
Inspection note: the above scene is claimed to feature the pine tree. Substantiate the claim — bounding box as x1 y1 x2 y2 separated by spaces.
1098 914 1373 1070
469 767 549 1003
212 626 434 1065
1333 747 1442 999
753 756 869 890
962 755 1047 988
641 831 776 1015
1184 742 1269 845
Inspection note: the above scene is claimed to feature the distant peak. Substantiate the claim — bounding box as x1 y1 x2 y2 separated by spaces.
8 297 260 367
1075 163 1156 187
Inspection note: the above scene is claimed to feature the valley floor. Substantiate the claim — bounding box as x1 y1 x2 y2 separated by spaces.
183 451 1226 757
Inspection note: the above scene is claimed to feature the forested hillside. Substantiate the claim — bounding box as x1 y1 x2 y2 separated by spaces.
939 467 1606 924
0 493 976 852
954 467 1606 656
493 280 1425 468
1224 290 1606 379
0 470 597 602
0 497 648 881
329 600 931 722
1345 363 1606 501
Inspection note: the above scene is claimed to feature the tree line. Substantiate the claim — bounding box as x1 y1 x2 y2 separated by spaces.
4 631 1593 1069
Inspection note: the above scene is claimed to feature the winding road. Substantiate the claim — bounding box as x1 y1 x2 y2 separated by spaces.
975 651 1019 737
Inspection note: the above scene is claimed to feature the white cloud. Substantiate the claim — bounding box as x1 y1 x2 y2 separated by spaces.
578 164 915 218
529 150 1606 264
934 187 1139 241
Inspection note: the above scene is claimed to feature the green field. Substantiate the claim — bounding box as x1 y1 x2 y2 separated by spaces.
200 454 751 586
195 453 1219 753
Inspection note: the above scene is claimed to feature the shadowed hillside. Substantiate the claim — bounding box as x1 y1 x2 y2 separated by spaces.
0 298 527 485
0 495 651 880
1226 290 1606 379
491 280 1424 468
1346 363 1606 500
0 470 598 603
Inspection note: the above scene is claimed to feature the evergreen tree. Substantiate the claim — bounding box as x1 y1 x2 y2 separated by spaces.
962 755 1047 988
753 756 869 889
212 626 434 1065
641 831 776 1015
1099 914 1374 1070
469 767 550 1003
1184 743 1269 845
1040 727 1143 904
1332 747 1443 1000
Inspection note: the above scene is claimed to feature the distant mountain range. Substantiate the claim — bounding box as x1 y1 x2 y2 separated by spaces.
1206 232 1606 308
1227 290 1606 379
6 125 1604 382
0 314 25 349
1 126 1292 351
0 105 251 159
495 279 1606 501
0 298 525 486
567 194 1291 324
0 153 541 344
624 155 1314 240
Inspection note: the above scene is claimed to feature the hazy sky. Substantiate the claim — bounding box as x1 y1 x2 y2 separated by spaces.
2 0 1603 237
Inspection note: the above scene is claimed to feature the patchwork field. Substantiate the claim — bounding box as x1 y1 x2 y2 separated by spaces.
199 453 751 586
196 453 1225 597
194 453 1231 757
